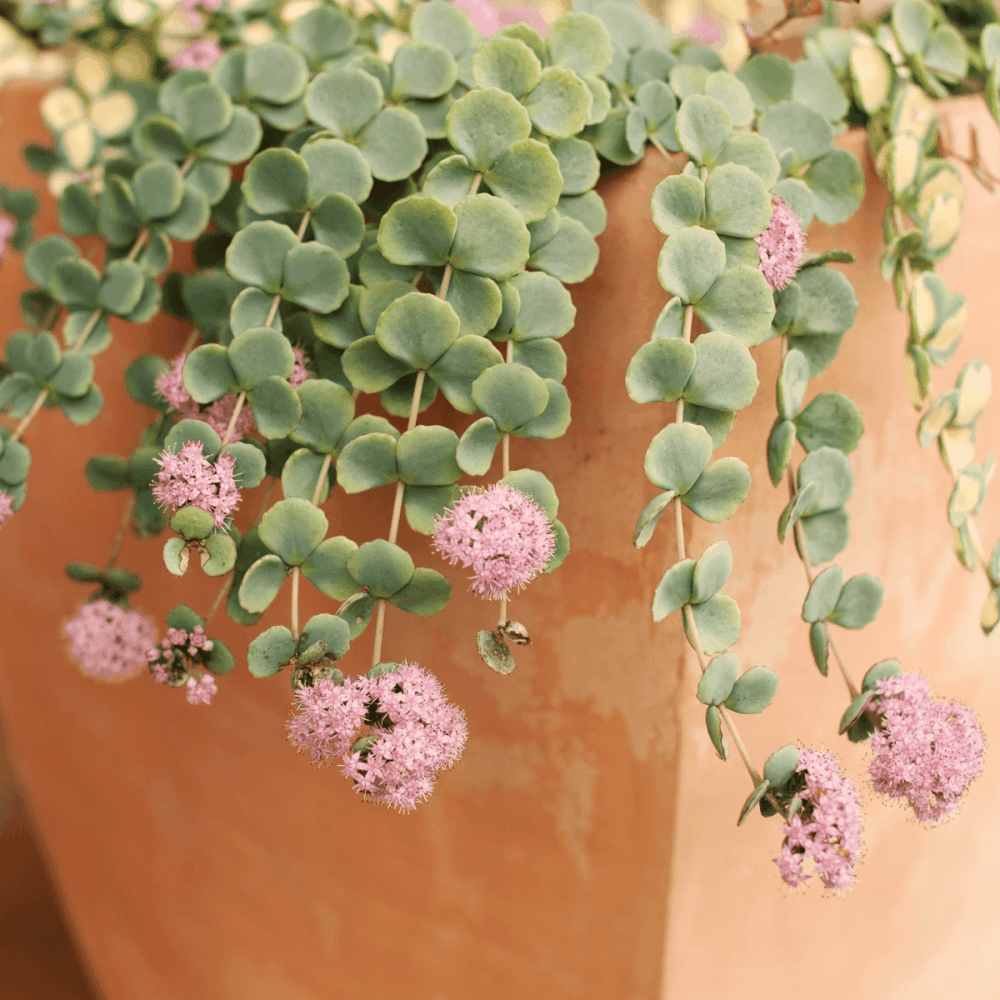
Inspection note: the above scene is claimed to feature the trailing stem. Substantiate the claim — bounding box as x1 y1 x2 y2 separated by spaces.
499 337 513 627
370 171 484 667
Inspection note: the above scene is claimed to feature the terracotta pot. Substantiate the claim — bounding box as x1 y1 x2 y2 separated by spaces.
2 76 1000 999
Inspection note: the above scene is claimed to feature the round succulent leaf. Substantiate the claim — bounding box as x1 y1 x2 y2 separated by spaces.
686 594 741 654
219 441 266 490
355 106 428 183
693 265 776 347
247 377 303 439
450 194 530 280
546 12 614 76
281 448 333 503
772 178 814 229
247 624 297 678
183 345 237 404
485 140 563 223
457 416 501 476
798 446 854 515
477 629 516 674
444 271 503 339
342 336 415 393
396 425 462 486
300 138 373 209
527 216 599 285
230 288 280 338
675 94 732 166
651 174 705 237
684 332 758 411
791 57 848 123
585 106 642 166
954 360 992 426
862 658 902 692
697 651 739 706
724 665 778 714
239 554 288 613
162 537 190 576
299 613 351 661
288 379 354 454
704 71 754 129
56 384 103 426
242 148 309 216
670 63 710 102
424 154 478 209
132 161 184 221
789 266 858 340
378 195 457 268
227 221 299 293
682 457 751 523
705 704 729 760
794 392 864 454
388 566 453 615
657 227 725 304
688 405 737 449
802 149 864 227
849 44 892 116
429 335 506 413
472 37 542 98
651 298 686 340
375 292 460 370
170 506 215 541
23 332 61 381
281 242 350 314
446 89 532 171
777 481 817 544
777 348 810 420
49 257 100 311
24 235 78 289
306 68 383 137
244 43 309 106
336 432 399 493
524 67 593 139
173 82 233 147
300 535 358 600
200 533 237 576
758 100 833 169
827 573 884 630
500 467 558 521
625 338 696 404
161 185 211 243
506 272 575 344
634 491 676 549
652 558 695 622
644 421 712 494
289 3 356 65
549 138 600 197
703 163 771 239
199 107 263 165
164 418 221 455
838 689 875 735
691 539 733 604
763 745 800 791
798 508 850 565
258 497 328 567
100 260 147 317
228 327 295 390
802 564 844 623
84 454 129 491
514 379 571 440
471 362 549 432
347 539 415 598
398 483 455 535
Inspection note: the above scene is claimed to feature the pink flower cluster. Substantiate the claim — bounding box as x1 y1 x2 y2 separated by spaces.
63 599 156 682
287 662 468 811
181 0 222 27
155 354 255 441
869 672 984 823
432 484 555 599
146 625 217 705
171 39 223 71
0 215 15 259
757 197 804 292
775 748 863 891
0 490 14 528
152 440 240 528
453 0 549 37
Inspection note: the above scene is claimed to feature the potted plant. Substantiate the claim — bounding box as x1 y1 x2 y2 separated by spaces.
0 0 997 993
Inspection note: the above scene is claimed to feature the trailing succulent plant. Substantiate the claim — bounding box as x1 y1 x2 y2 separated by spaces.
0 0 993 884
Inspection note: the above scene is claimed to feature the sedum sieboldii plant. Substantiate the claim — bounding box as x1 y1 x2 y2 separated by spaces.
0 0 991 885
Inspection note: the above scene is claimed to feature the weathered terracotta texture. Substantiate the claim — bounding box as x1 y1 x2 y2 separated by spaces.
0 83 682 1000
664 97 1000 999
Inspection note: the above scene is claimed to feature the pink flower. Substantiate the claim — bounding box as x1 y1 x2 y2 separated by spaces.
171 39 223 71
155 354 256 442
152 440 241 528
63 599 157 683
0 215 15 259
774 748 863 891
181 0 222 28
868 672 985 823
757 197 804 292
432 484 555 599
186 673 218 704
0 490 14 528
453 0 501 35
685 16 723 46
287 662 468 811
289 346 311 388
